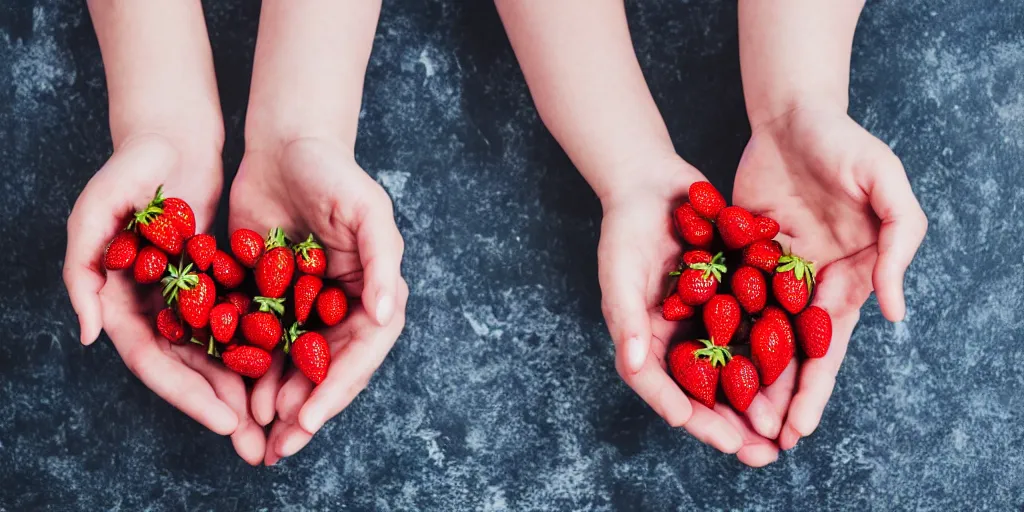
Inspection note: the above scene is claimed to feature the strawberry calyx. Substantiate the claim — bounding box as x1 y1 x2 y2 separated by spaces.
693 338 731 368
283 322 306 354
776 254 816 292
690 252 727 282
265 227 290 251
188 330 220 358
253 296 286 316
160 263 199 304
293 234 323 261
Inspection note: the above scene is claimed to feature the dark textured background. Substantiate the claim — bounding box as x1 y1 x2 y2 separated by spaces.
2 0 1023 510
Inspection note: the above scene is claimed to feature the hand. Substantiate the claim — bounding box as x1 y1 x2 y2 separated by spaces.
229 138 407 465
63 134 266 464
733 107 927 449
598 155 790 467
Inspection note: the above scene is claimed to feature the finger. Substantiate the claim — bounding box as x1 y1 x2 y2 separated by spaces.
864 151 928 322
251 350 287 426
716 405 779 467
600 245 653 374
785 308 857 439
299 289 408 433
615 345 694 429
174 344 266 465
354 194 404 326
681 403 744 455
268 370 314 464
750 358 798 439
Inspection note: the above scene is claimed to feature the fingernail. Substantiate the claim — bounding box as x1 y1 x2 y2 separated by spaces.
278 435 307 458
626 337 646 372
300 408 325 434
375 295 394 325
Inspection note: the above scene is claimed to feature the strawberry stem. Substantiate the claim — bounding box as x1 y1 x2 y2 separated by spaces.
265 227 290 250
693 338 731 368
160 263 199 305
293 234 323 260
284 322 306 354
254 296 286 316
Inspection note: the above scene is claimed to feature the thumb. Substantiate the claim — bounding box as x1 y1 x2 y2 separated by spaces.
599 245 652 375
864 149 928 322
355 193 405 326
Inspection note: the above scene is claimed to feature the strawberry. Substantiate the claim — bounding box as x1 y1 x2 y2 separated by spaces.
162 264 216 329
674 252 726 306
761 305 790 324
230 228 264 268
721 354 759 413
186 234 216 271
224 292 251 315
703 294 740 346
795 306 832 358
290 330 331 384
316 286 349 326
715 206 755 250
133 246 168 284
104 230 140 270
682 250 713 266
156 307 187 344
209 303 239 343
667 339 729 409
240 311 282 351
294 274 323 324
731 265 767 314
673 204 714 249
688 181 726 220
255 227 295 298
160 197 196 239
742 240 783 274
221 344 272 379
661 294 695 321
750 315 795 386
294 234 327 277
134 210 183 256
753 215 779 241
773 254 815 314
211 250 245 289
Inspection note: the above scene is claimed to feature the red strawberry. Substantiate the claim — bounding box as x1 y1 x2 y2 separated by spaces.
715 206 755 250
661 294 695 321
133 246 168 284
761 305 790 324
161 197 196 239
255 228 295 298
721 354 759 413
224 292 251 315
316 286 349 326
230 228 264 268
240 302 283 352
295 275 323 324
211 250 245 289
795 306 832 358
222 344 272 379
703 294 741 346
156 307 187 344
290 331 331 384
742 240 783 274
753 215 780 241
688 181 726 220
675 252 726 306
773 254 815 314
186 234 216 271
667 339 729 409
209 303 239 343
673 204 714 249
750 315 795 386
162 264 216 329
294 234 327 277
682 250 713 266
135 211 183 256
104 230 140 270
731 265 767 314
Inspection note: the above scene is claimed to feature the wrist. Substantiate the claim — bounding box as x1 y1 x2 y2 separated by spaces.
746 91 849 133
110 109 224 163
594 152 706 210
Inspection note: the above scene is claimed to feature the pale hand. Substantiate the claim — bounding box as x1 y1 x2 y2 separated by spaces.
733 108 927 449
228 138 407 465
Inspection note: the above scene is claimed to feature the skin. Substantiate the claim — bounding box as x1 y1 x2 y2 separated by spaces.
231 0 407 466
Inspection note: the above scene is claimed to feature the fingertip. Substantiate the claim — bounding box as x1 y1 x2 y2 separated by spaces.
232 427 267 466
874 264 907 322
720 429 744 455
375 295 394 326
277 430 312 459
778 424 801 451
299 403 326 434
737 444 780 468
746 396 782 439
209 405 240 436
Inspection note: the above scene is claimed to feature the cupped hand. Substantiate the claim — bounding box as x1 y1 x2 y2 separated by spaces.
63 134 266 465
733 107 927 450
598 155 789 467
229 138 407 465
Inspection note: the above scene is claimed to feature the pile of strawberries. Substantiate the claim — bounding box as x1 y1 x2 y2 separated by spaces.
662 182 832 413
102 186 346 384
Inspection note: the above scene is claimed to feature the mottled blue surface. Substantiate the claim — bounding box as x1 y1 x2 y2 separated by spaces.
2 0 1023 510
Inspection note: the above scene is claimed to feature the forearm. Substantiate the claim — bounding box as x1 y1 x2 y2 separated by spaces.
496 0 683 201
244 0 381 152
738 0 866 129
87 0 224 153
